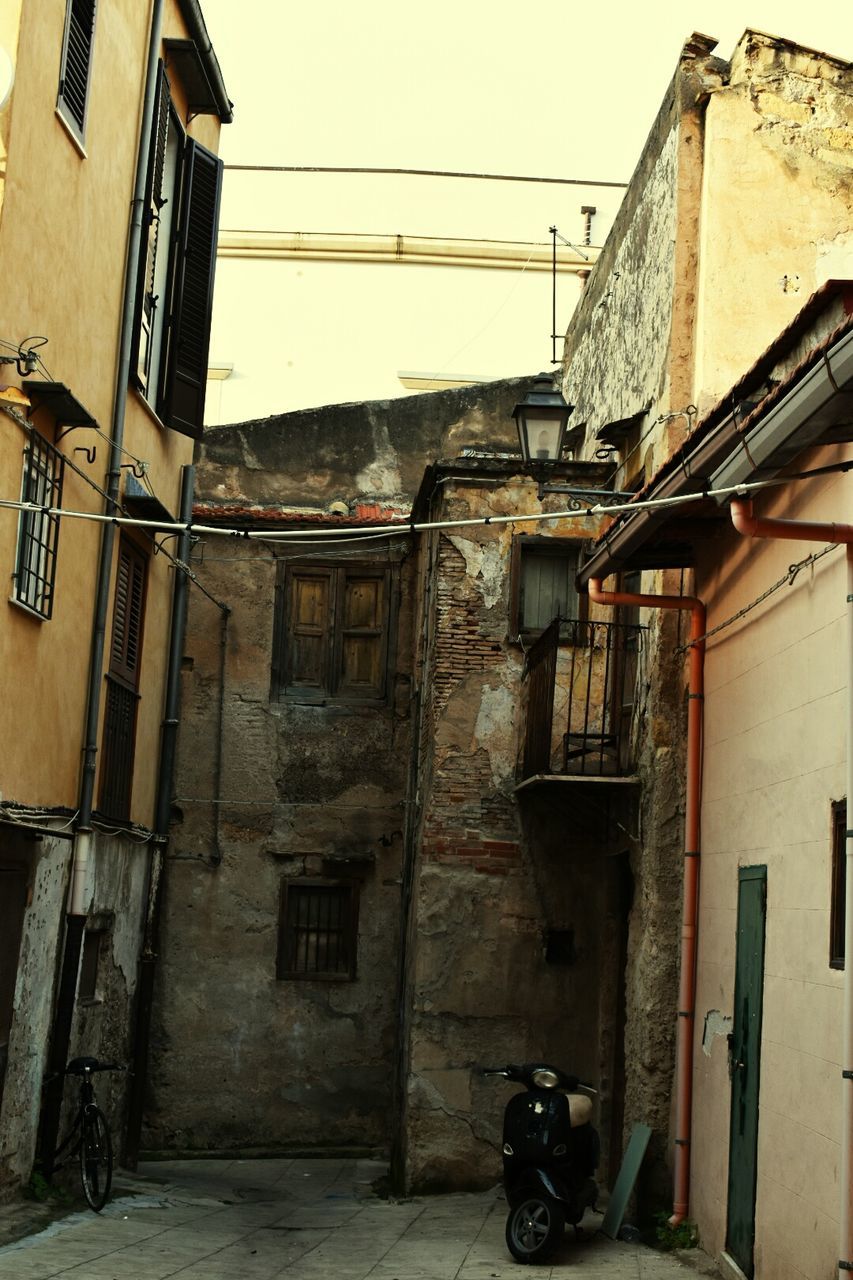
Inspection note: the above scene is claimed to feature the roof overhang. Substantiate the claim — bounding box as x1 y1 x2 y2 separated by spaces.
579 287 853 584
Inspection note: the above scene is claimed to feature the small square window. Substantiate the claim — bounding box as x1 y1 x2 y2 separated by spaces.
277 880 359 981
510 536 586 641
831 799 846 971
13 434 64 619
272 561 396 704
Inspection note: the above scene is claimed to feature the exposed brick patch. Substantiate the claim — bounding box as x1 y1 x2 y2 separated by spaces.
429 537 504 728
422 835 521 869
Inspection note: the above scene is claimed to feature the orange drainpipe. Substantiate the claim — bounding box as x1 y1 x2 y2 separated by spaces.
589 577 705 1227
731 498 853 1280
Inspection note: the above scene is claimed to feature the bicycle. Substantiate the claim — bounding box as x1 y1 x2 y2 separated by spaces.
47 1057 125 1211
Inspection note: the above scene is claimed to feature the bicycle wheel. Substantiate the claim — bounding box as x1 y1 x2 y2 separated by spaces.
79 1105 112 1211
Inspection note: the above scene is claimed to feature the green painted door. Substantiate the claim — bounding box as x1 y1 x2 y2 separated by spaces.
726 865 767 1278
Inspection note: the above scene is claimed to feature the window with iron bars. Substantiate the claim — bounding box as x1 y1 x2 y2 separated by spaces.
277 880 359 981
13 434 64 619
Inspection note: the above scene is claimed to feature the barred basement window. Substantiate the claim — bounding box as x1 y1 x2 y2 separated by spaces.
57 0 98 144
13 434 64 619
277 881 359 981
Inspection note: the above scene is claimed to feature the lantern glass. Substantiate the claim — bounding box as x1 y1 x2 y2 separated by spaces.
513 373 573 465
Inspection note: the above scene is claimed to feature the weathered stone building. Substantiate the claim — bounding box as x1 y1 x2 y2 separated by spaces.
147 27 853 1262
564 27 853 1280
0 0 230 1195
146 379 643 1191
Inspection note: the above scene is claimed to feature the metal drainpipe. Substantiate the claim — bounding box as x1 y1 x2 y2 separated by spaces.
124 464 195 1166
39 0 166 1178
730 497 853 1280
588 576 705 1227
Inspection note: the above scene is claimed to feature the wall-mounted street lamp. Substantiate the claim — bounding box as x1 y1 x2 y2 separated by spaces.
512 371 627 506
512 371 574 465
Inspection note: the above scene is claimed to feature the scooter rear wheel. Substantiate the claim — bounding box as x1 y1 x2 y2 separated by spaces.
505 1195 565 1263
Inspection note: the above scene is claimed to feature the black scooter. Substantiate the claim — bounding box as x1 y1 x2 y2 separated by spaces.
482 1061 599 1264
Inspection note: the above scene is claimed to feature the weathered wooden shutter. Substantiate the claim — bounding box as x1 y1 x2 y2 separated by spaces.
57 0 97 139
336 569 389 699
285 568 333 695
100 540 147 819
520 549 578 631
133 63 171 393
161 139 223 438
110 540 147 690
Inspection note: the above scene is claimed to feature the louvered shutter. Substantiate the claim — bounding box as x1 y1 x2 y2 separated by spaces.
133 63 171 393
110 541 147 690
57 0 97 140
100 540 147 819
161 139 223 438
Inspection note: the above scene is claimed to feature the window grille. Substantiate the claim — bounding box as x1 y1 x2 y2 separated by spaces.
13 434 64 619
277 881 359 981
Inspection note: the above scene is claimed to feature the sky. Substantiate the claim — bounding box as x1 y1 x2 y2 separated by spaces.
201 0 852 183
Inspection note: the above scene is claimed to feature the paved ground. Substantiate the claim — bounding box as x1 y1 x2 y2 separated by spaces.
0 1158 717 1279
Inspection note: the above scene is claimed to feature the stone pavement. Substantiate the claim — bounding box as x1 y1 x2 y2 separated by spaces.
0 1158 718 1279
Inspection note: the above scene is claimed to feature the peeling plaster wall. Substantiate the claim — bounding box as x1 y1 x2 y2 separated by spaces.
149 380 533 1158
0 831 146 1195
147 536 413 1154
694 33 853 412
403 471 627 1192
555 29 853 1215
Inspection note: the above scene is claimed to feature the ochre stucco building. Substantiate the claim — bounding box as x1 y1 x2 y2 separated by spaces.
0 0 230 1193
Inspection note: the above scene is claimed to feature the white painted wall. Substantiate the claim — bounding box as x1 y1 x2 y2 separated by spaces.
693 458 849 1279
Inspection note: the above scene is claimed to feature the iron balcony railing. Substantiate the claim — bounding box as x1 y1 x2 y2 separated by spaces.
522 617 644 780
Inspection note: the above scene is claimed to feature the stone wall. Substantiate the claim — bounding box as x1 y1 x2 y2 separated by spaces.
147 378 541 1158
402 466 627 1191
558 27 853 1216
0 829 146 1194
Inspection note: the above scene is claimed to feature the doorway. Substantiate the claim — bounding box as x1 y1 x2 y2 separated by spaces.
725 864 767 1278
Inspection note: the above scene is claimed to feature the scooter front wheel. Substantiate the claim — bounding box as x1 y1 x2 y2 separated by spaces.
505 1195 565 1264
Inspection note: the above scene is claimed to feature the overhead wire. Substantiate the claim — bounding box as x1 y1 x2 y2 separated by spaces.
677 541 841 652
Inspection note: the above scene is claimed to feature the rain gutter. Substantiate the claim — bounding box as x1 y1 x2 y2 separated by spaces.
176 0 233 122
579 322 853 586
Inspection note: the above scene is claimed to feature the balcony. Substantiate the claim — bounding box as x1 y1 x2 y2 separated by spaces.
519 617 643 784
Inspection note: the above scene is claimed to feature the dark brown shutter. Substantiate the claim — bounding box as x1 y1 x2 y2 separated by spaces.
133 62 171 393
336 569 388 699
161 139 223 438
110 541 147 690
285 568 333 694
58 0 97 138
100 540 147 819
